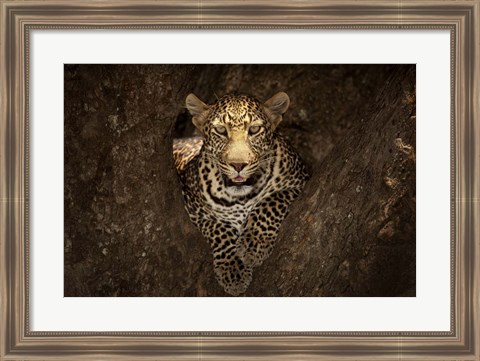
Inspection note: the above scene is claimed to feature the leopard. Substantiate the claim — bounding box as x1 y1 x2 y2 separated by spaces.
173 92 309 296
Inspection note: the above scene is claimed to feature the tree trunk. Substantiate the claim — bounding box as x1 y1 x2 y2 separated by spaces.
64 64 415 297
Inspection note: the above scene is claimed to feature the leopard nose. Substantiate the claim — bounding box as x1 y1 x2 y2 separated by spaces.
230 162 248 172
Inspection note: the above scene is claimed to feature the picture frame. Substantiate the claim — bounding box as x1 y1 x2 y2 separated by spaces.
1 0 478 359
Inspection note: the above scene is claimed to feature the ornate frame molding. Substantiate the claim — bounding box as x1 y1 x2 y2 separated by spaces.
1 1 478 359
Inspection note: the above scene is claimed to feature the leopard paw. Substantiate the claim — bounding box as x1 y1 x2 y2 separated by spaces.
214 256 253 296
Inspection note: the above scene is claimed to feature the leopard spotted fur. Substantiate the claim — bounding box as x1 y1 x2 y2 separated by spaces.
173 92 309 295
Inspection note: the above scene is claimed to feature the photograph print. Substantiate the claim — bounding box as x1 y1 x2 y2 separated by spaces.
64 64 416 297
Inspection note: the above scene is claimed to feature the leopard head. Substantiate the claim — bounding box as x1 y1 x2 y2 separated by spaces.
185 92 290 195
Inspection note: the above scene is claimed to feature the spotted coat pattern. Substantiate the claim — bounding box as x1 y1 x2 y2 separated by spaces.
173 93 309 295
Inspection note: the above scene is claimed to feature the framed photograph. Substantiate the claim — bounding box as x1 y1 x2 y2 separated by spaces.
1 1 479 360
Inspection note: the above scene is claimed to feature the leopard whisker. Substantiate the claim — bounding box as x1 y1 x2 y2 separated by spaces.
259 156 276 162
259 150 275 158
259 157 276 166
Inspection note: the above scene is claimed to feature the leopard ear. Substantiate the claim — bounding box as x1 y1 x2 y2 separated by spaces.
264 92 290 129
186 93 210 131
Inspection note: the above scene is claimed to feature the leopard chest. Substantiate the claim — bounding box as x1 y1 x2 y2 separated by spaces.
184 158 266 229
208 202 253 234
196 179 271 235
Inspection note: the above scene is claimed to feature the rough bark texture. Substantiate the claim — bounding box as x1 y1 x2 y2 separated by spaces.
64 64 415 297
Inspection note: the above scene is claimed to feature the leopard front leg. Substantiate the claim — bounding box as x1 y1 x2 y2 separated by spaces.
236 189 301 267
197 219 253 296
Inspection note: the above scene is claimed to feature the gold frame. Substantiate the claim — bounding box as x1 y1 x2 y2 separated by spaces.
1 1 479 359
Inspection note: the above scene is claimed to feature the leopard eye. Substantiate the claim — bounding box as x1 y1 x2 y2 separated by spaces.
248 125 261 135
214 125 227 136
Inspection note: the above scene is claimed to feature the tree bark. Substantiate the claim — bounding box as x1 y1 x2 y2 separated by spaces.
64 64 415 297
